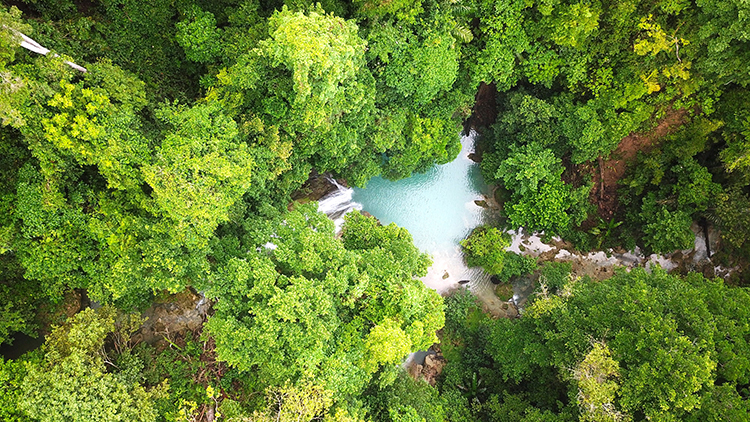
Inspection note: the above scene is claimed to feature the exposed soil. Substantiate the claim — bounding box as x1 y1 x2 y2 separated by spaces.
590 108 689 220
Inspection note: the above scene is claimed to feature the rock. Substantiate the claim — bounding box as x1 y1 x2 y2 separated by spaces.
458 279 470 285
504 303 520 318
707 224 721 257
467 152 481 163
442 271 450 280
63 290 84 318
408 363 424 380
490 275 501 285
474 200 489 208
700 261 716 278
612 246 627 254
37 289 85 335
495 283 514 301
290 170 340 203
422 353 447 386
405 347 447 386
132 289 211 347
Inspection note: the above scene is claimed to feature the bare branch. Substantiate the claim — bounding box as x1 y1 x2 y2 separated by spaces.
673 36 682 63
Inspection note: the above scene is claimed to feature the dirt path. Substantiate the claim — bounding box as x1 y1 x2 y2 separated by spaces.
590 108 689 219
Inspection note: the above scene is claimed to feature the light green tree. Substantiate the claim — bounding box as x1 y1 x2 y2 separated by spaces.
205 206 443 398
20 308 166 422
144 103 254 245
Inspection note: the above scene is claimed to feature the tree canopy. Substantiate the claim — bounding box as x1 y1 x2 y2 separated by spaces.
439 267 750 421
2 0 750 420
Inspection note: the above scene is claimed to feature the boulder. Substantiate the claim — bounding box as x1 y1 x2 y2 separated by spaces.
290 170 341 203
132 289 211 347
408 363 424 380
474 199 489 208
422 352 447 386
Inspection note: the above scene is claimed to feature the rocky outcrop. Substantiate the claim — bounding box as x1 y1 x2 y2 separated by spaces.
422 352 447 385
37 289 85 335
290 170 342 203
474 199 489 208
132 289 210 347
407 346 447 386
481 298 519 319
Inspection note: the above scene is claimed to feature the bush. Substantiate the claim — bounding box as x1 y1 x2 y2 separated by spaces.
461 226 510 275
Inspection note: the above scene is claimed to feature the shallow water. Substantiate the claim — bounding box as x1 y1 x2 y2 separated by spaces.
352 132 488 253
319 131 494 294
317 131 731 312
352 132 493 293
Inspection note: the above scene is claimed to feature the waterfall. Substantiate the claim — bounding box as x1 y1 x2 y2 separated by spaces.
317 177 363 233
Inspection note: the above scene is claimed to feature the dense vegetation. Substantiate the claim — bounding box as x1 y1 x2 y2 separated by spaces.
437 266 750 422
1 0 749 420
475 1 750 259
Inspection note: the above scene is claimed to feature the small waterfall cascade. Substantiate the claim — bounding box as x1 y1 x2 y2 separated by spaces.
317 175 495 297
316 128 735 321
317 177 363 233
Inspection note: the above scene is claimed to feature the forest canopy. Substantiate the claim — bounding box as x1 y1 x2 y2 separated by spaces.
1 0 750 421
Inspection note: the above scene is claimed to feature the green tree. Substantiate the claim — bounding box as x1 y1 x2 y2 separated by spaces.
176 6 223 64
640 203 694 253
205 206 443 398
714 187 750 254
365 372 445 422
144 103 254 244
496 144 561 196
0 352 37 421
574 342 625 422
20 307 166 422
620 119 723 254
460 226 509 275
489 268 750 420
211 6 376 182
362 1 470 180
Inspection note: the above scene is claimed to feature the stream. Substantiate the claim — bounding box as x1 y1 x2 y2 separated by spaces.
318 131 735 316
